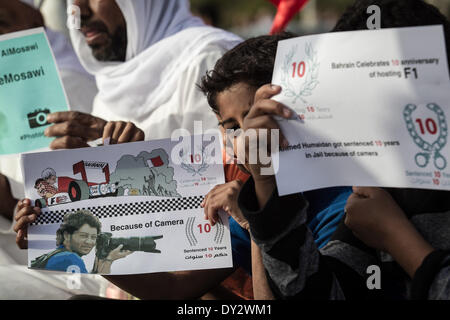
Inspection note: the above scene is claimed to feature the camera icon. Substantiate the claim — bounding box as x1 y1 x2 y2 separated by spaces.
27 109 50 129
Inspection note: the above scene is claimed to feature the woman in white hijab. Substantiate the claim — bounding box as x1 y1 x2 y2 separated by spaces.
49 0 242 144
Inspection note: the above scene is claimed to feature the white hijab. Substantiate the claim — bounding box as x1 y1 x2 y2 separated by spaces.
46 28 93 78
68 0 242 123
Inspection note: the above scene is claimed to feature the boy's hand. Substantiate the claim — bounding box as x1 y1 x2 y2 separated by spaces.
13 199 41 249
45 111 107 149
241 84 291 182
102 121 145 145
344 187 410 252
201 180 249 231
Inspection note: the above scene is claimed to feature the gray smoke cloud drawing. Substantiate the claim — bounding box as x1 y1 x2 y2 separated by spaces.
109 148 181 197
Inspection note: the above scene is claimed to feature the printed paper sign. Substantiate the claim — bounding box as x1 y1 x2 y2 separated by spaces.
271 26 450 195
273 26 449 106
0 28 69 155
21 135 233 275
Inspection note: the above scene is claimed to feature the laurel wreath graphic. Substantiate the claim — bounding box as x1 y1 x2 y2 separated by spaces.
281 42 320 104
180 144 210 177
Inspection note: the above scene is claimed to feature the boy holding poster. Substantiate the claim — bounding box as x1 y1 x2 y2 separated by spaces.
12 0 450 301
199 32 352 250
13 123 246 300
200 0 450 300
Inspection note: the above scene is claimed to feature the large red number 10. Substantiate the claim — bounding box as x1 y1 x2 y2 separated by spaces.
415 118 438 135
197 223 211 233
292 61 306 78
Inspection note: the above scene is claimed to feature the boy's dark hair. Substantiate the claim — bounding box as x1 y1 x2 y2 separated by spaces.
199 32 296 115
56 210 101 246
333 0 450 66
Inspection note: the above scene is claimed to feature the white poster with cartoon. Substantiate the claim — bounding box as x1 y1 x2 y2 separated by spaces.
21 135 233 275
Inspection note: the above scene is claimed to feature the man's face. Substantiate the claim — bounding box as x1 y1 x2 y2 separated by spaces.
73 0 127 62
216 82 257 173
0 0 44 35
65 223 97 256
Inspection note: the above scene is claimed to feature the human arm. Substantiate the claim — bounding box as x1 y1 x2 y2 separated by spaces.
235 84 344 299
344 186 450 299
239 84 291 208
239 177 344 300
344 187 434 278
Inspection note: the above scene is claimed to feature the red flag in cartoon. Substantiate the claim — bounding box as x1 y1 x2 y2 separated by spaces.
149 156 164 167
268 0 310 34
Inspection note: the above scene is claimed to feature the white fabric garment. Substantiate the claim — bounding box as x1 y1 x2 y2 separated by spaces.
68 0 242 139
46 27 95 79
0 263 110 300
45 27 98 114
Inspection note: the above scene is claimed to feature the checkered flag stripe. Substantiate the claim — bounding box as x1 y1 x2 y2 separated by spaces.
32 196 205 226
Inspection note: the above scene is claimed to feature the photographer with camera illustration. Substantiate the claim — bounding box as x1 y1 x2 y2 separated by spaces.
18 208 132 274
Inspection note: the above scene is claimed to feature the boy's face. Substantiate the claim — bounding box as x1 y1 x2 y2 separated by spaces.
216 82 256 172
216 82 257 132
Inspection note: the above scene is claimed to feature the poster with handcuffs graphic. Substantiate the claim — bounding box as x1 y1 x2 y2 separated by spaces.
21 134 233 275
270 26 450 195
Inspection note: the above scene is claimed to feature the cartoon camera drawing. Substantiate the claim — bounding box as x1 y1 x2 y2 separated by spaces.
27 109 50 129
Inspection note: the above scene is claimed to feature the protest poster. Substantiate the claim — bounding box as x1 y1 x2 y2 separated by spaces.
271 26 450 195
0 28 69 155
21 134 233 275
